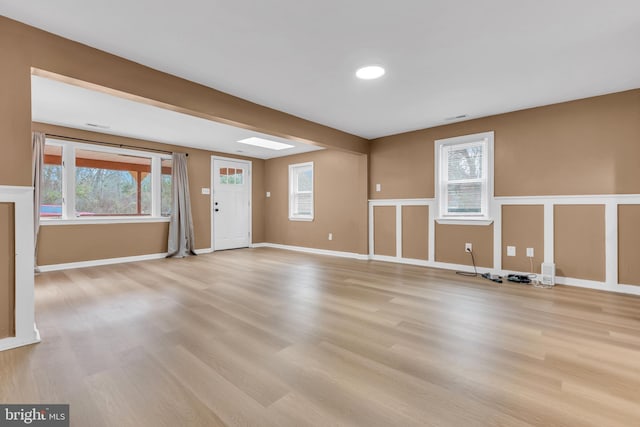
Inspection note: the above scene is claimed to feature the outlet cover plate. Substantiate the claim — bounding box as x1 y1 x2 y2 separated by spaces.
507 246 516 256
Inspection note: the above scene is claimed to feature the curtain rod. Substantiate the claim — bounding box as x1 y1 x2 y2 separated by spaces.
45 133 188 156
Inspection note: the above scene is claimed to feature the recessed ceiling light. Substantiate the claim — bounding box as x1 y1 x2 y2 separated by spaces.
237 137 294 151
356 65 385 80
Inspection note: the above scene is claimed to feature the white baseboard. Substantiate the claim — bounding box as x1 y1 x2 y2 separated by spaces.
554 276 640 296
0 325 40 352
38 252 169 272
370 255 640 296
37 245 640 296
194 248 214 255
251 243 369 260
369 255 495 275
260 246 640 296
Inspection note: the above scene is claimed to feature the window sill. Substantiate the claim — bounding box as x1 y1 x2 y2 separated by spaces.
435 218 493 226
40 217 171 226
288 217 314 222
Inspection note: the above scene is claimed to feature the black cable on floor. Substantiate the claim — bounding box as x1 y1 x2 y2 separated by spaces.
456 250 478 277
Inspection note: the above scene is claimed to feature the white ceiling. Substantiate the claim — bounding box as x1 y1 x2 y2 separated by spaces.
31 75 323 159
4 0 640 139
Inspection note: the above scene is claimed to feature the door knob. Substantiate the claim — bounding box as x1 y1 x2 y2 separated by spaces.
215 208 219 212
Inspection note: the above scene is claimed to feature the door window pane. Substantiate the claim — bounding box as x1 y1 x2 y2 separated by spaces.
219 167 244 185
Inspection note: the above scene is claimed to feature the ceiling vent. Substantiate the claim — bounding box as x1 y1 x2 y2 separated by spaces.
85 122 111 129
444 114 468 121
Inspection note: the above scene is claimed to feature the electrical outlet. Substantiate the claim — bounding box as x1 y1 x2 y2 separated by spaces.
465 243 472 252
266 191 271 197
526 247 534 257
328 233 333 241
375 183 381 192
507 246 516 257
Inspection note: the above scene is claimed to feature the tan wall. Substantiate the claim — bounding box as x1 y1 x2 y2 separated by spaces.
618 205 640 286
370 89 640 199
554 205 605 281
435 224 493 268
33 123 266 265
370 89 638 282
374 206 396 257
38 223 168 265
0 15 361 266
0 203 15 338
0 17 367 192
402 206 428 260
264 150 368 254
502 205 544 273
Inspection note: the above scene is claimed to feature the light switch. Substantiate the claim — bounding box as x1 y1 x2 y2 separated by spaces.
201 188 210 195
266 191 271 197
507 246 516 257
376 184 381 192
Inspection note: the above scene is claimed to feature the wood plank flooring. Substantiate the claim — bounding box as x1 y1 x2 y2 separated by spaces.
2 247 640 426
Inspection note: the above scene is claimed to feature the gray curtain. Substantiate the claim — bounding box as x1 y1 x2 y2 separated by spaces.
32 132 46 271
167 153 196 258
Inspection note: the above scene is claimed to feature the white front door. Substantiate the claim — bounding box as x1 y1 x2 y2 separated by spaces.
212 158 251 251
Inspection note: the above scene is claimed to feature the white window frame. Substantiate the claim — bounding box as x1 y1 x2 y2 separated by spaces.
288 161 314 221
434 131 494 225
40 138 172 225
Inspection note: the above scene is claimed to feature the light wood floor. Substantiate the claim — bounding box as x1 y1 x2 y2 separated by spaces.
2 248 640 426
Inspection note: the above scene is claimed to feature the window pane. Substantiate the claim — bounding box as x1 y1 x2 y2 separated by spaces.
297 168 313 192
41 144 63 218
289 163 313 219
161 159 172 217
220 167 228 184
236 169 244 185
294 193 313 215
75 149 151 216
447 182 482 213
228 168 236 184
140 173 151 214
447 144 483 181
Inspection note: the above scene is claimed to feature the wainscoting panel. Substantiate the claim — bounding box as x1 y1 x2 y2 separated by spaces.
502 205 544 273
618 204 640 286
0 185 39 352
0 202 15 339
554 205 606 281
373 206 396 257
402 205 429 261
369 195 640 295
